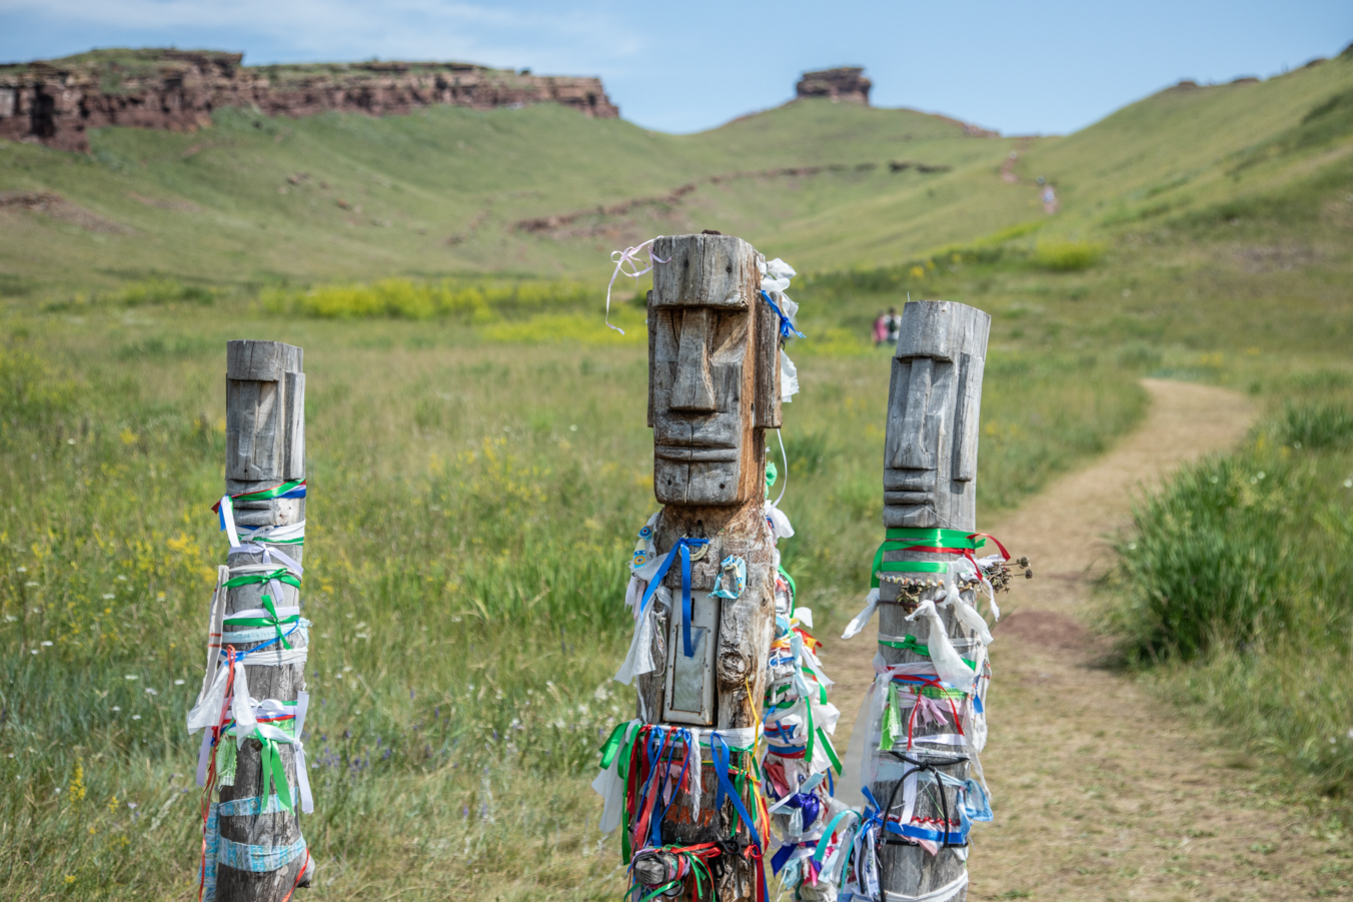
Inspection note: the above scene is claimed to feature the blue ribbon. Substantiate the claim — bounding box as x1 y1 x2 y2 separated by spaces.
643 728 692 849
760 291 804 339
638 537 710 658
860 786 970 847
219 620 303 661
770 842 797 875
711 734 769 902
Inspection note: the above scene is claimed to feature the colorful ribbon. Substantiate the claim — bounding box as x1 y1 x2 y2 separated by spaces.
760 290 804 339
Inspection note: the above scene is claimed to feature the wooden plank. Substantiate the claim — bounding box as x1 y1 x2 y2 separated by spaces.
874 301 990 902
753 280 781 429
634 233 778 902
216 339 313 901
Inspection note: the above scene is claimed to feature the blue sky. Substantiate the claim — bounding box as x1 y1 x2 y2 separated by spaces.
2 0 1349 135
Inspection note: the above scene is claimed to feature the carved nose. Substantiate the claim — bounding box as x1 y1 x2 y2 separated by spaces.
670 308 717 412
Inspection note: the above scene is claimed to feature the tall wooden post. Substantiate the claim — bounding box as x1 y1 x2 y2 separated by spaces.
873 302 990 902
215 340 314 900
632 233 781 902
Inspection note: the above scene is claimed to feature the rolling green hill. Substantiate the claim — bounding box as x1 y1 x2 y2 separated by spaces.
4 46 1349 298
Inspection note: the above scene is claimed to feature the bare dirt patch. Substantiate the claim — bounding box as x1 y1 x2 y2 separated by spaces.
0 189 134 234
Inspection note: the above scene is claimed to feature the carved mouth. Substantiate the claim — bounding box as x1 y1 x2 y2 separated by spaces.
655 445 739 462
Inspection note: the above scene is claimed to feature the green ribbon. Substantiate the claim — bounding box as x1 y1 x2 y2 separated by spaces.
819 727 843 774
222 568 301 591
777 565 797 614
813 809 858 864
870 528 984 588
597 721 641 863
880 686 901 751
222 594 299 648
255 727 295 814
878 635 977 670
232 480 306 504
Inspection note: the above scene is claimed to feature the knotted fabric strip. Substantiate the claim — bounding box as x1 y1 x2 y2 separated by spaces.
605 236 669 335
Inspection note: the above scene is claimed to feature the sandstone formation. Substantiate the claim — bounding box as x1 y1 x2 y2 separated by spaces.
795 66 872 105
0 48 619 152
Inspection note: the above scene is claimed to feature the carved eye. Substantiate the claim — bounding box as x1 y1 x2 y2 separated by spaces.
719 483 726 489
726 265 732 274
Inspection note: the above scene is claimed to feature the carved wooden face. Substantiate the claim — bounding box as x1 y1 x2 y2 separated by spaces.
883 301 991 531
648 234 780 507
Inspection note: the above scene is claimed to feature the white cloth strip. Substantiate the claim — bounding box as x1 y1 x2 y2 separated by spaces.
236 644 308 668
939 580 993 646
842 588 880 639
227 561 301 579
229 544 303 577
877 632 982 651
224 605 301 621
236 521 305 544
883 870 968 902
904 601 975 692
219 495 240 548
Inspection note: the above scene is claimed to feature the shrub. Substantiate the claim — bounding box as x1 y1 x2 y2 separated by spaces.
1279 401 1353 449
262 278 595 321
116 279 214 306
1108 453 1296 661
1031 239 1105 271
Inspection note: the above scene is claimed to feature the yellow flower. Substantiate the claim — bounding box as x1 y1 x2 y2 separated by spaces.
65 875 76 885
68 759 86 803
909 266 925 280
119 428 138 445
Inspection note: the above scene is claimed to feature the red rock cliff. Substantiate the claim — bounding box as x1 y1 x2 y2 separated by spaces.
0 48 620 153
795 67 871 105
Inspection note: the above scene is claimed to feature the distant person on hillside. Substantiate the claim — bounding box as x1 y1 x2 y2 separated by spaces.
872 311 888 347
884 307 902 345
1043 186 1059 214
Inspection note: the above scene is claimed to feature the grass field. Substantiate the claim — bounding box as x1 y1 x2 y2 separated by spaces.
0 42 1351 902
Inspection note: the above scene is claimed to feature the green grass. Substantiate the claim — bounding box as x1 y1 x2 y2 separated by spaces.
0 296 1148 899
4 50 1349 299
2 39 1353 902
1104 379 1353 799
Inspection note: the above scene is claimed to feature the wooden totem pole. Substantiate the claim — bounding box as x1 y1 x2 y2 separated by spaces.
872 302 991 902
190 340 315 902
631 233 782 901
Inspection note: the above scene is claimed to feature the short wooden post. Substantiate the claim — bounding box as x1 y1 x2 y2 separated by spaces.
631 233 782 902
214 340 314 901
874 301 990 902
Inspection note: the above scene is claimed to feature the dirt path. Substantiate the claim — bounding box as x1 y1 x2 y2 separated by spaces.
820 379 1346 900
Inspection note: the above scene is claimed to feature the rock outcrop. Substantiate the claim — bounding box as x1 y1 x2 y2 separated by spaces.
0 48 619 152
795 67 871 105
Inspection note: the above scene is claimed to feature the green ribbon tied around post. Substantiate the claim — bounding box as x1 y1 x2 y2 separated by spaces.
870 527 985 588
254 726 296 814
221 585 301 649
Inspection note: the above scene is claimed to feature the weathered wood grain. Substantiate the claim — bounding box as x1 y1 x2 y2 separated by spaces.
217 339 312 902
874 300 991 902
882 302 990 531
636 233 780 902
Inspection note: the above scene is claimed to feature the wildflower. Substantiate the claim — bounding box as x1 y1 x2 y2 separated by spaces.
174 679 185 686
111 706 120 712
102 594 114 600
144 688 158 696
65 876 75 885
25 581 37 587
69 758 86 803
132 715 141 720
124 675 138 681
41 641 52 647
